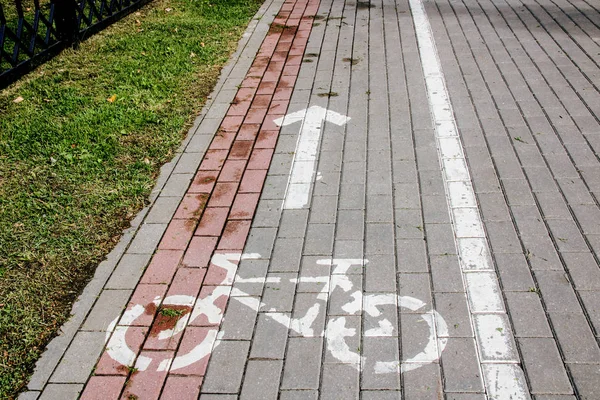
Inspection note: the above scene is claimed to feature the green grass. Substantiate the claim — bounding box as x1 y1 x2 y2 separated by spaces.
1 0 51 20
159 307 185 317
0 0 261 397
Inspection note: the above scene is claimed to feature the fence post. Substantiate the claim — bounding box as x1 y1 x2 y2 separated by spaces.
52 0 78 44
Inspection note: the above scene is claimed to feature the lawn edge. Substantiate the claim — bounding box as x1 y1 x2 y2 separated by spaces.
20 0 281 397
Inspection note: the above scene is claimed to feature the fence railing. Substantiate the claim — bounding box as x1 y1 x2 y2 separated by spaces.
0 0 152 89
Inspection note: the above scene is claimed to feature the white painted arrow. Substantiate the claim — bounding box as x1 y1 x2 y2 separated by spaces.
274 106 350 209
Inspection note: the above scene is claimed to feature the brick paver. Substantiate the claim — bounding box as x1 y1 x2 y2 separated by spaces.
23 0 600 398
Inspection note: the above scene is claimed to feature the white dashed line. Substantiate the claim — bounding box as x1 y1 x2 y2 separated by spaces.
408 0 530 398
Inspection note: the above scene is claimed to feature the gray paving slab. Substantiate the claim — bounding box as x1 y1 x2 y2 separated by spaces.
365 223 395 255
105 253 152 289
549 312 600 363
364 253 396 293
446 395 486 400
433 292 474 338
250 312 290 360
240 360 283 400
399 273 433 308
280 390 318 400
320 363 359 400
253 199 283 228
201 341 250 393
18 392 40 400
80 289 131 331
402 363 443 399
495 253 536 292
144 196 181 224
361 337 401 390
49 331 105 383
438 338 484 393
270 238 304 272
245 227 277 258
289 292 327 337
309 195 338 224
220 296 259 341
39 384 82 400
277 210 310 238
534 270 582 313
397 238 428 273
280 337 323 390
161 173 194 198
568 363 600 400
518 338 573 394
127 223 167 254
199 395 238 400
425 224 457 256
430 254 464 293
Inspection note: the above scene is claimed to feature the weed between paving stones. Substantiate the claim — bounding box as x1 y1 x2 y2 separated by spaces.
342 57 360 65
153 306 192 334
0 0 261 397
356 1 375 8
317 91 339 97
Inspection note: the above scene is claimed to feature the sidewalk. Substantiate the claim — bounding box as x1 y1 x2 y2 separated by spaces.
22 0 600 398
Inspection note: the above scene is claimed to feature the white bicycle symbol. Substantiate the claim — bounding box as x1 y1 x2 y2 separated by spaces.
106 254 448 374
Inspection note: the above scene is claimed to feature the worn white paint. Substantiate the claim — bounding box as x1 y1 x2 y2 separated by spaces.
364 319 395 337
374 361 400 374
134 353 153 372
448 181 476 207
106 255 448 376
399 296 426 311
274 106 350 209
234 276 282 284
363 294 396 318
484 364 530 400
157 295 195 340
106 293 219 372
326 317 362 367
341 291 363 315
189 286 231 326
105 253 259 372
160 329 218 372
366 298 448 374
210 252 260 285
409 0 529 396
474 314 518 362
105 301 157 370
453 208 485 238
290 303 321 336
230 258 447 374
329 275 353 294
465 272 504 313
231 287 321 337
106 326 145 369
322 293 447 374
458 238 493 271
402 309 448 373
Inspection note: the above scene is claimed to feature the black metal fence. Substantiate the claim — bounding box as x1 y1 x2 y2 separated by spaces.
0 0 152 88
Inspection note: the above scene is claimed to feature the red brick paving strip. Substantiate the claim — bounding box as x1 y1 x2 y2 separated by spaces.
79 0 319 398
